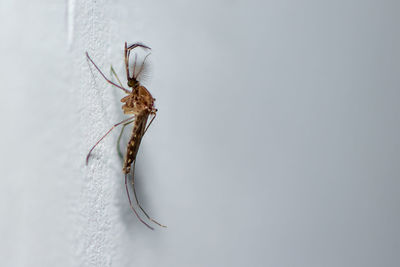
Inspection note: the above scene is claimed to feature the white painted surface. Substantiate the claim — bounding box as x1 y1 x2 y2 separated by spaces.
0 0 399 266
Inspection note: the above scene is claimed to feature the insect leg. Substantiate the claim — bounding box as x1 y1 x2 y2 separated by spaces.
131 162 167 228
124 41 151 79
124 42 130 79
125 174 154 230
126 42 151 51
133 54 138 79
86 52 131 94
143 113 156 135
116 120 135 159
110 65 123 88
86 116 134 165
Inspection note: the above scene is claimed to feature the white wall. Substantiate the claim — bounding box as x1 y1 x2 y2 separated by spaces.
1 0 399 266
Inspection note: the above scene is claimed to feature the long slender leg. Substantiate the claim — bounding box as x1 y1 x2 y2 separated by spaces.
143 113 156 135
117 120 135 159
86 116 134 165
124 42 151 79
131 162 167 228
125 174 154 230
133 54 138 79
124 42 130 79
86 52 131 94
110 65 123 88
127 42 151 51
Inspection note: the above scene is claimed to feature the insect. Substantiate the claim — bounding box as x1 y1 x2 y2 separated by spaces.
85 42 165 230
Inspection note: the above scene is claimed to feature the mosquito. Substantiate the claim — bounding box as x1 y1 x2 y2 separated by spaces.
85 42 165 230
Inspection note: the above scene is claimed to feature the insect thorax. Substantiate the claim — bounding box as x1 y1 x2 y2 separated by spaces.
120 86 155 115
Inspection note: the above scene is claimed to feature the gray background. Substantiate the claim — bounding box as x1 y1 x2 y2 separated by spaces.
0 0 399 266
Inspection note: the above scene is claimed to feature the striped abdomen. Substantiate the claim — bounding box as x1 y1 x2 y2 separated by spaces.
123 112 150 174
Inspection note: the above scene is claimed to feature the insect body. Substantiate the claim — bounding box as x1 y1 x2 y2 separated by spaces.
85 42 165 230
122 110 149 173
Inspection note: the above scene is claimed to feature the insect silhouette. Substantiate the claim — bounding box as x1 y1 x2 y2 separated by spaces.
85 42 165 230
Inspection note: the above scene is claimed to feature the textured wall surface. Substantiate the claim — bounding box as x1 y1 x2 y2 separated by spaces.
1 0 400 266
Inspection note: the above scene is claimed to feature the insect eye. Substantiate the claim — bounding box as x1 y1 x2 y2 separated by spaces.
128 79 138 87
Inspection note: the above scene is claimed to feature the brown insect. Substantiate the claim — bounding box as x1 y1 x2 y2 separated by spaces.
85 42 165 230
